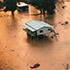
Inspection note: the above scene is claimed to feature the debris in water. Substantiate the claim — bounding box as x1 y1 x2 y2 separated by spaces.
61 21 68 25
61 23 65 25
54 33 59 36
30 63 40 69
62 6 65 9
59 22 61 24
62 5 66 9
11 49 15 51
50 33 59 39
65 64 69 70
50 35 54 39
65 21 68 24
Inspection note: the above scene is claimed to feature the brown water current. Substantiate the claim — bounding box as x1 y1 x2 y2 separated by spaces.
0 1 70 70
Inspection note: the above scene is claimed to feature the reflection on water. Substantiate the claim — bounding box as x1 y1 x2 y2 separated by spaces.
26 36 53 47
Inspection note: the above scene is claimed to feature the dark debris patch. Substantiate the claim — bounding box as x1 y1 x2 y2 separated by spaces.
10 49 15 52
30 63 40 69
61 21 69 25
59 22 61 23
65 21 68 24
61 23 65 25
62 5 66 9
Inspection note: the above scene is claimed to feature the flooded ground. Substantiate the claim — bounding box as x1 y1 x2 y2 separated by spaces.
0 1 70 70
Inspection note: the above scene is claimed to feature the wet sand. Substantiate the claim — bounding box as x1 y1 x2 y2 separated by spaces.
0 1 70 70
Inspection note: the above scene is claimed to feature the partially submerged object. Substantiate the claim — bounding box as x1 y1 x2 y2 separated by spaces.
17 4 29 12
30 63 40 69
23 21 54 37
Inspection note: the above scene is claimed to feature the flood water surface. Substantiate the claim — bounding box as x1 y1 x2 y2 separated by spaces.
0 2 70 70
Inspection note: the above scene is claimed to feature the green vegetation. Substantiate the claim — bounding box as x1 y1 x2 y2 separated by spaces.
0 0 56 16
0 1 4 9
3 0 18 15
0 0 19 15
28 0 56 15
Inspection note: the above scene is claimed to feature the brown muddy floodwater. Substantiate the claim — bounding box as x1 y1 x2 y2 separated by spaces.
0 2 70 70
